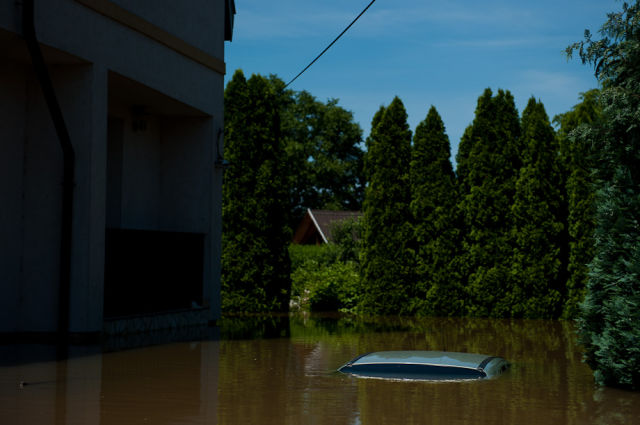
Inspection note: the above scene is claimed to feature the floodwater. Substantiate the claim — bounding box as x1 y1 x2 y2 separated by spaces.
1 315 639 425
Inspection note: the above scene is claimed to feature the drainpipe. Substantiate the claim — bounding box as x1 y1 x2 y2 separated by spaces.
22 0 75 339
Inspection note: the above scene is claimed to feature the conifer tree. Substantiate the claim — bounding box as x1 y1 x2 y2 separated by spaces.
410 106 462 316
365 106 386 151
360 97 414 315
458 89 521 317
222 70 291 312
553 90 601 318
569 1 640 389
451 125 474 304
455 125 474 195
509 98 565 318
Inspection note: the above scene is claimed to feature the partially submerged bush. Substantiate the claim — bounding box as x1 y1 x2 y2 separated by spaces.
289 244 359 313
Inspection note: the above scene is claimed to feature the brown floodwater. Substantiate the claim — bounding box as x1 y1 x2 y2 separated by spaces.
1 315 639 424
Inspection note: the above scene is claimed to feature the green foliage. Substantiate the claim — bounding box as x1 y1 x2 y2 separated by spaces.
554 90 602 319
458 89 522 317
222 71 364 314
363 106 386 181
569 1 640 389
580 177 640 389
222 70 292 312
410 106 463 316
292 260 359 313
455 125 474 194
289 244 359 313
509 98 565 318
553 89 601 139
281 90 364 223
289 243 341 273
330 217 363 263
360 97 414 315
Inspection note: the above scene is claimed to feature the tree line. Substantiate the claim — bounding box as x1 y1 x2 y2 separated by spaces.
359 90 595 320
222 71 598 320
222 0 640 389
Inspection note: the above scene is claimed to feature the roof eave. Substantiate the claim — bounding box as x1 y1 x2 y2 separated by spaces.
224 0 236 41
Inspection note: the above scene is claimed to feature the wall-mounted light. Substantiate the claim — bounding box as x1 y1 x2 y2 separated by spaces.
215 128 230 170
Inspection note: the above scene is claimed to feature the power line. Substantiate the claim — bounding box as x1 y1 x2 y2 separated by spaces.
284 0 377 89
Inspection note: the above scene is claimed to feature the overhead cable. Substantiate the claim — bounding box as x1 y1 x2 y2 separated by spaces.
284 0 377 88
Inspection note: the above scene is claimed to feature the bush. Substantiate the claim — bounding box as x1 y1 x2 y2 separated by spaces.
289 244 359 313
330 217 363 263
289 244 340 271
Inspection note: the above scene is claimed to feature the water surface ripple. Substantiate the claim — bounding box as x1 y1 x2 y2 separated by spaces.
1 315 638 424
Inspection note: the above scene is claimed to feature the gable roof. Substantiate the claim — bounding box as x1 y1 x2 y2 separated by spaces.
292 209 362 244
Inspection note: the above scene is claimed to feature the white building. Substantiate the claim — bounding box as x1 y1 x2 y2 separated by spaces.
0 0 235 336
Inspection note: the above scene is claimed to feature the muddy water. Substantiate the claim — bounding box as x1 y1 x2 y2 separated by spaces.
1 315 639 424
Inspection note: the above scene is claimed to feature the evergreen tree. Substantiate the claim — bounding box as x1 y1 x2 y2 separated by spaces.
365 106 386 151
222 71 291 312
509 98 565 318
455 125 474 194
452 124 474 307
553 89 601 141
410 106 463 316
553 90 601 318
360 97 414 315
458 88 521 317
569 1 640 389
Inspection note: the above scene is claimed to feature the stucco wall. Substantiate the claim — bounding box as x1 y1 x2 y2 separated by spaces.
109 0 225 59
106 110 214 234
0 65 29 332
1 0 225 116
0 64 108 333
0 0 226 332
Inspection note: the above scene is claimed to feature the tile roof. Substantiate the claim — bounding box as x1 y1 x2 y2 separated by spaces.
292 209 361 244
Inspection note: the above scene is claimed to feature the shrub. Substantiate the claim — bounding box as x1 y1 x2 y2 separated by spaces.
289 244 359 313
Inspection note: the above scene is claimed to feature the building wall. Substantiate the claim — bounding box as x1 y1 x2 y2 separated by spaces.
108 0 225 59
106 109 214 234
0 65 30 332
0 0 228 333
0 63 107 332
61 64 108 334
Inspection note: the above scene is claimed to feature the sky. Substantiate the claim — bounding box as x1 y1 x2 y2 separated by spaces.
224 0 620 162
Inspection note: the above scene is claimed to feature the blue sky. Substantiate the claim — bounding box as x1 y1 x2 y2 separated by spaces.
225 0 620 161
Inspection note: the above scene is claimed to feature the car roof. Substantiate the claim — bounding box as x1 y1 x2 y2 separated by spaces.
349 351 494 370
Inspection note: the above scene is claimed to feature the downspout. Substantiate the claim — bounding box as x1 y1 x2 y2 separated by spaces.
22 0 75 339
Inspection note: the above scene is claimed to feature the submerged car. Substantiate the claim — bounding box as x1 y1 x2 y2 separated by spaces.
338 351 510 381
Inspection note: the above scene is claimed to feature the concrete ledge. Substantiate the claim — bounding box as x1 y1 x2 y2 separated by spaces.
104 307 211 335
75 0 226 74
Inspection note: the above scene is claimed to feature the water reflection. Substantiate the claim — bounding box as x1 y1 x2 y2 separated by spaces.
1 315 639 424
0 341 218 425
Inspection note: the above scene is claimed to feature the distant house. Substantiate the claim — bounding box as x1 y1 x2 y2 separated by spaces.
293 209 362 245
0 0 235 336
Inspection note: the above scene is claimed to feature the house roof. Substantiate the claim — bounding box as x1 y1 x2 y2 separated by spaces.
225 0 236 41
292 209 361 244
